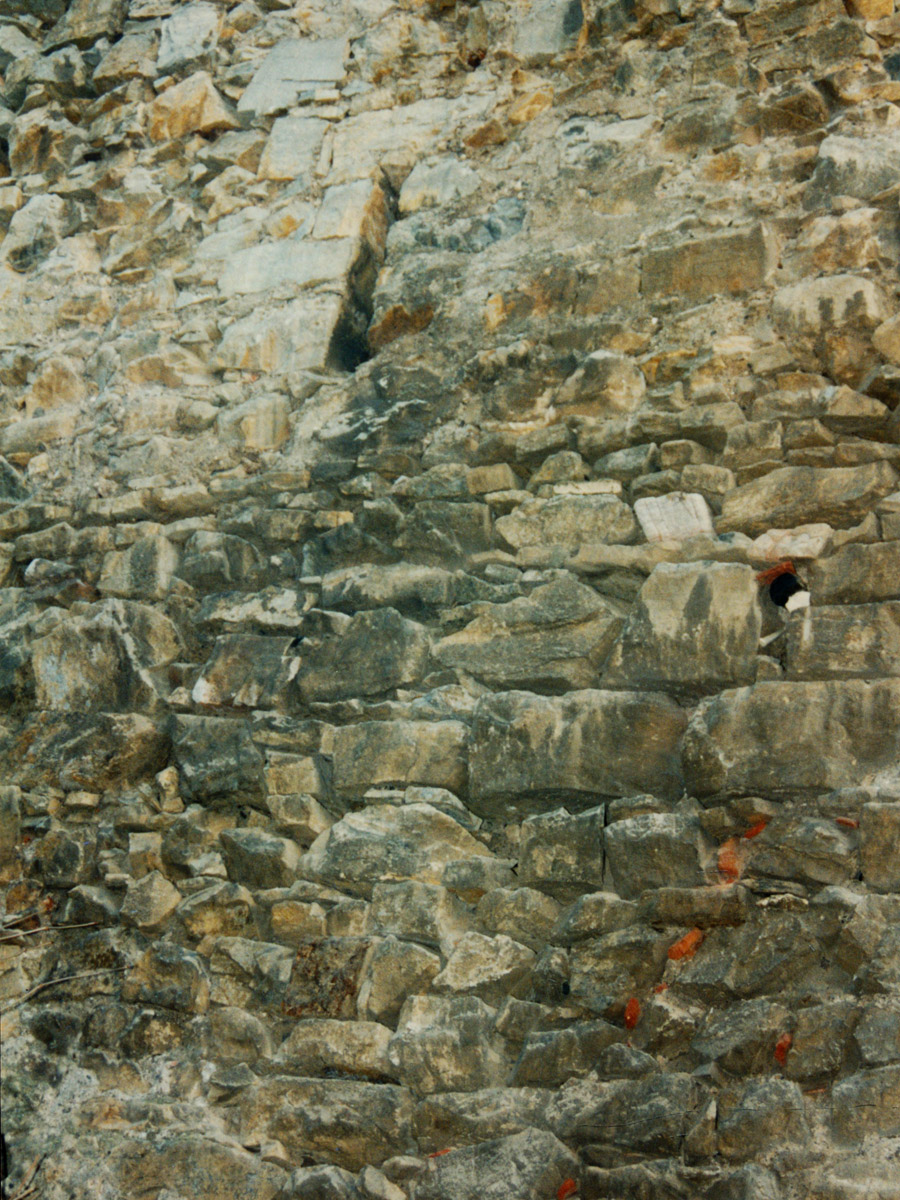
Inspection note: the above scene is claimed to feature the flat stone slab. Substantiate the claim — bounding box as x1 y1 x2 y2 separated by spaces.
237 37 348 118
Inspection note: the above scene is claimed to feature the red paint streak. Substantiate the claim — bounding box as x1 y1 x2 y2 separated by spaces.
668 928 704 961
835 817 859 829
743 820 768 839
428 1149 453 1158
653 983 668 994
624 997 641 1029
558 1179 578 1200
774 1033 792 1066
756 560 796 586
718 838 741 882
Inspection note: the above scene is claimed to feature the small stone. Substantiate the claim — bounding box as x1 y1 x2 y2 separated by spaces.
120 870 181 932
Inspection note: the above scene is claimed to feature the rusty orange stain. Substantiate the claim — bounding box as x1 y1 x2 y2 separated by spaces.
774 1032 792 1066
624 997 641 1029
668 928 704 961
558 1179 578 1200
742 820 768 839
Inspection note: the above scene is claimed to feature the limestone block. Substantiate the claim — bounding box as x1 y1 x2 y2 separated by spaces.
299 803 486 896
313 180 390 257
220 828 301 888
567 925 670 1015
718 1078 809 1160
786 603 900 679
46 0 126 47
297 607 430 702
683 680 900 798
332 723 468 801
370 880 475 951
548 1072 698 1154
123 943 209 1013
603 562 760 696
120 870 182 933
322 563 456 611
605 813 708 899
773 274 888 338
257 115 328 182
358 935 442 1026
518 806 605 899
237 37 348 118
718 461 898 535
633 493 715 544
32 829 93 888
218 237 359 297
805 134 900 211
111 1138 284 1200
809 541 900 604
99 536 181 600
398 156 480 214
0 786 20 882
556 349 646 414
752 523 833 561
1 194 66 272
1 711 168 792
745 817 857 886
511 1020 621 1086
247 1077 415 1169
413 1088 551 1153
92 30 157 91
156 2 219 74
435 576 624 692
211 293 348 375
477 887 562 951
413 1129 580 1200
172 715 266 803
176 882 255 940
275 1017 393 1080
642 224 776 298
266 792 334 844
552 892 638 944
853 1000 900 1067
388 995 506 1093
431 933 535 1005
469 690 686 816
860 803 900 891
496 494 638 551
31 599 181 713
147 71 237 142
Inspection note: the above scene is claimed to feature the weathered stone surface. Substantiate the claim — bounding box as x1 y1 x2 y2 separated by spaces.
123 942 210 1013
605 813 708 899
388 995 505 1093
173 716 265 804
477 887 561 950
370 881 475 951
120 870 182 933
808 541 900 605
435 576 624 692
220 828 301 888
860 803 900 892
298 804 490 897
431 933 535 1005
469 690 686 815
496 494 638 551
147 71 237 142
238 37 348 118
298 608 430 702
603 562 760 696
683 680 900 798
358 935 442 1026
412 1129 580 1200
275 1017 392 1080
642 225 776 299
786 603 900 680
517 806 605 899
719 462 898 535
718 1078 810 1160
567 926 670 1015
549 1072 699 1154
332 723 468 800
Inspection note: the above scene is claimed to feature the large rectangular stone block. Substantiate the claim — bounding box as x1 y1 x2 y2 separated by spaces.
641 224 776 300
469 690 686 817
683 680 900 798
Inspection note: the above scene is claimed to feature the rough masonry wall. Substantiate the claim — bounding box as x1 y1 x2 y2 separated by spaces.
2 0 900 1198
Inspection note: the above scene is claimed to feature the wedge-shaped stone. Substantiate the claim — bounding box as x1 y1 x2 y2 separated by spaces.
786 603 900 679
299 803 490 898
518 806 606 900
388 995 506 1093
237 37 348 118
370 881 475 952
332 722 468 800
435 577 624 693
568 927 670 1016
413 1129 580 1200
496 494 638 551
604 562 760 697
358 935 442 1027
243 1077 415 1169
683 680 900 798
469 690 686 817
431 933 536 1005
718 461 897 535
192 634 297 708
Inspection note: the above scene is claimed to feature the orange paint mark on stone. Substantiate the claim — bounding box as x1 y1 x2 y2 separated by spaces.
668 928 704 961
653 982 668 994
624 997 641 1029
428 1148 453 1158
774 1033 793 1066
558 1179 578 1200
718 837 741 882
743 820 768 839
835 817 859 829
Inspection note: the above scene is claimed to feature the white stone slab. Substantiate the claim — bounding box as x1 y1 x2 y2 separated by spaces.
752 524 834 561
237 37 348 118
634 492 714 544
217 236 357 297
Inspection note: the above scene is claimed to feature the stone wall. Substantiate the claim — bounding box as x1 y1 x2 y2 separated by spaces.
2 0 900 1197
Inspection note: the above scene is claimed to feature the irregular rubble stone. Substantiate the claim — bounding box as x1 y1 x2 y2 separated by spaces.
718 462 898 535
786 603 900 680
605 813 709 899
237 37 348 119
388 995 506 1094
298 608 431 702
517 806 605 899
431 933 536 1005
332 723 468 800
412 1128 580 1200
496 494 639 551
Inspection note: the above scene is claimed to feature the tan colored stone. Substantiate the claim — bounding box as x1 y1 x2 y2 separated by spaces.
147 72 237 142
